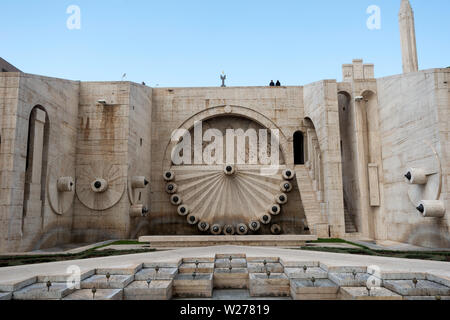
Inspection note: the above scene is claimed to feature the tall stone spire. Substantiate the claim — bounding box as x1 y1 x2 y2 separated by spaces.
399 0 419 73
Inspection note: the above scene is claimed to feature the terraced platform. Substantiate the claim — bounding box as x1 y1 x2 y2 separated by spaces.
0 246 449 300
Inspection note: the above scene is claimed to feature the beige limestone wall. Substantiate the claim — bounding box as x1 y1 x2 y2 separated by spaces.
303 80 346 237
0 73 21 252
150 86 309 235
73 82 134 243
0 73 79 252
128 83 152 238
338 60 385 238
435 70 450 235
337 91 360 231
377 69 450 248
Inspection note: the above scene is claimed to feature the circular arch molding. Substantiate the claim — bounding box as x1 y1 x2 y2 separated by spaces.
162 105 290 170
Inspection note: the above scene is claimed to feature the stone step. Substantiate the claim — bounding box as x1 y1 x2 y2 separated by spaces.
290 279 340 300
80 274 134 289
213 268 249 289
294 166 327 237
96 264 142 276
215 258 247 269
0 277 37 292
383 279 450 297
212 289 291 300
173 273 213 298
279 259 320 268
0 292 13 300
143 261 182 268
63 289 123 300
173 289 292 300
124 280 173 300
139 235 317 247
328 272 370 287
215 253 246 260
284 267 328 279
247 257 279 263
134 267 178 281
320 265 367 273
37 270 95 283
339 287 402 300
178 263 214 274
249 273 290 297
182 257 215 263
247 262 284 273
13 282 75 300
403 296 450 300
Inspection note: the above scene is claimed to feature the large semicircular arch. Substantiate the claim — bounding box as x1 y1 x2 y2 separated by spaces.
162 105 290 170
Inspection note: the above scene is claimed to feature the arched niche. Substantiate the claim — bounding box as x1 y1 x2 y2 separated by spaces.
338 91 359 232
303 118 324 201
23 105 50 226
162 105 290 170
293 131 305 165
354 89 382 238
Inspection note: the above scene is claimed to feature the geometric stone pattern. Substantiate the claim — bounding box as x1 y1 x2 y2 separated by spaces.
3 254 450 300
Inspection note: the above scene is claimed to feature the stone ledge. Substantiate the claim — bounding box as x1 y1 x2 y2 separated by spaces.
0 292 13 300
139 235 317 247
340 287 402 300
63 289 123 300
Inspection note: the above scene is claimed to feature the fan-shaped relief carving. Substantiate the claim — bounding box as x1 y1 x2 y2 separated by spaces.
47 156 76 215
404 140 445 218
76 160 126 210
165 164 292 234
165 114 292 234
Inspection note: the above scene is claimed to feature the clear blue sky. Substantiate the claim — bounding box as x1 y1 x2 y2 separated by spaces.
1 0 449 87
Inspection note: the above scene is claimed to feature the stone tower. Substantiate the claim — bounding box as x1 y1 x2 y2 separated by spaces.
399 0 419 73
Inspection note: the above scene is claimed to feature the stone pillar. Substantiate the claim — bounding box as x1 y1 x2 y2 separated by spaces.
399 0 419 73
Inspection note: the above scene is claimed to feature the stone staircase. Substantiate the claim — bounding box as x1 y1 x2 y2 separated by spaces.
343 196 358 233
294 165 328 237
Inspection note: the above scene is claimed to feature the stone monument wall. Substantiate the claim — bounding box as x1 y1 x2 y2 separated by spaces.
376 68 450 248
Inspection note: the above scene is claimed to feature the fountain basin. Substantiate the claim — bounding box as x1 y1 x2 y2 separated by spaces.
173 273 213 298
81 274 134 289
124 280 173 300
383 279 450 297
328 272 370 287
249 273 290 297
63 289 123 300
248 263 283 273
179 263 214 274
284 267 328 279
340 287 402 300
215 258 247 269
134 267 178 281
213 268 249 289
13 282 75 300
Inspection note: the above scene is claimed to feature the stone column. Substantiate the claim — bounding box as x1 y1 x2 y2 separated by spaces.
399 0 419 73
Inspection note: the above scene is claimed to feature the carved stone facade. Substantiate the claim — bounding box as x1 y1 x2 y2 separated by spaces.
1 65 448 253
0 1 448 253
